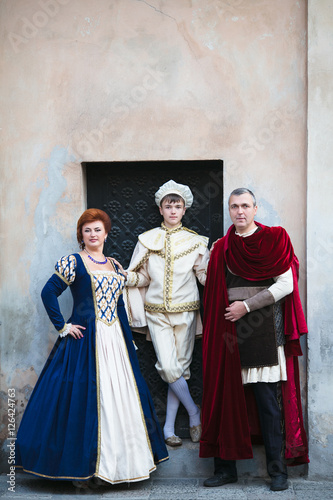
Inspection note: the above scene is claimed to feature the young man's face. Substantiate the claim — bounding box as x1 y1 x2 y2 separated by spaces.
159 198 186 229
229 193 258 234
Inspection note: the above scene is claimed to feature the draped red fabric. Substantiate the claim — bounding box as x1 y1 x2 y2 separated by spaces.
225 222 294 278
199 223 309 465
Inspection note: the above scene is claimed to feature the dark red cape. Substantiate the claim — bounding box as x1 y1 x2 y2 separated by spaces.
199 223 309 465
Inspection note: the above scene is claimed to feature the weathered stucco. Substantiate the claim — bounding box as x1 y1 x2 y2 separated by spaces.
307 0 333 479
0 0 332 478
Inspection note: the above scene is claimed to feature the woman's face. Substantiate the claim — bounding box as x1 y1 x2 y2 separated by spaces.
81 220 107 250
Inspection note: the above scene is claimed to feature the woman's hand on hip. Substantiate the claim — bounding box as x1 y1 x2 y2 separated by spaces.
69 324 86 339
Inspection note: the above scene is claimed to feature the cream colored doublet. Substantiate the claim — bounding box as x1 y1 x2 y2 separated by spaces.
125 224 209 322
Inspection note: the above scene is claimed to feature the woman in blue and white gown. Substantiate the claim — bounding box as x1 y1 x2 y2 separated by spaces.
16 209 168 485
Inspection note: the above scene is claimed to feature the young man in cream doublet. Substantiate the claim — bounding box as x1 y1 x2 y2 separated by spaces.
124 180 209 447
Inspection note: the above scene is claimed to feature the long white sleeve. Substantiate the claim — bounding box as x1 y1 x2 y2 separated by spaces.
269 267 293 302
193 249 210 286
243 268 293 312
125 241 151 288
126 259 150 288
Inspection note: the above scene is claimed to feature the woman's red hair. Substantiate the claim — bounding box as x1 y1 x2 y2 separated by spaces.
77 209 111 249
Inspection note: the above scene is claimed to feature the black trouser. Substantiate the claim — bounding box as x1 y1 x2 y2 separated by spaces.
214 382 287 478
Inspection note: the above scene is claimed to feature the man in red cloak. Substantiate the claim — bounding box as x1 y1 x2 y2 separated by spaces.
200 188 309 492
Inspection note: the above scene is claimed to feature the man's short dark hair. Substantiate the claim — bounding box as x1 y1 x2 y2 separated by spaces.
228 188 256 207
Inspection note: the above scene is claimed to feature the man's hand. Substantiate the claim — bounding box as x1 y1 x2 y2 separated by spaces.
111 258 128 278
224 301 247 322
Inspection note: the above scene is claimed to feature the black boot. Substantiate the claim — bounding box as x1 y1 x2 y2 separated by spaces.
270 474 288 491
203 458 238 488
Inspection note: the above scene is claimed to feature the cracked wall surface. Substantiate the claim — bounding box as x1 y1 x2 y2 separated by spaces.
0 0 332 479
307 0 333 478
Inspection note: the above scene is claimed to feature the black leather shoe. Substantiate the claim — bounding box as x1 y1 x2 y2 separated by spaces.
203 472 238 487
270 475 288 491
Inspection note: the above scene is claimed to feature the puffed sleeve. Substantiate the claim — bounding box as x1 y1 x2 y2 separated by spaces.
54 254 77 285
41 255 77 333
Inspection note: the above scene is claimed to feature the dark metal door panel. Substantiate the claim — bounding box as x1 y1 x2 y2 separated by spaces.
86 160 223 436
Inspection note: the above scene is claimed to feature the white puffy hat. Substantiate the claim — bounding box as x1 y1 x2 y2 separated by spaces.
155 179 193 208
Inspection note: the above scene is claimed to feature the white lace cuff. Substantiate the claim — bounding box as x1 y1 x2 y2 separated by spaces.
60 323 72 338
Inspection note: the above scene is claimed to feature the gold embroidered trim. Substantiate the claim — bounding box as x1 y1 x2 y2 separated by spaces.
164 232 173 309
126 287 133 325
153 250 165 259
94 320 101 474
116 318 155 462
131 250 152 272
144 303 166 312
14 466 94 480
58 323 68 334
161 229 203 311
96 469 156 484
15 464 167 482
173 243 201 260
161 222 183 233
54 270 70 286
134 272 140 287
144 301 200 313
161 223 200 236
154 455 169 464
98 316 118 328
182 226 199 235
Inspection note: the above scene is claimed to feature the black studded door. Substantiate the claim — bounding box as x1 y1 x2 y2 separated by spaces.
86 160 223 437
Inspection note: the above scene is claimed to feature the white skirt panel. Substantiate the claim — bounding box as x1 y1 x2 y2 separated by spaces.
96 319 156 483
